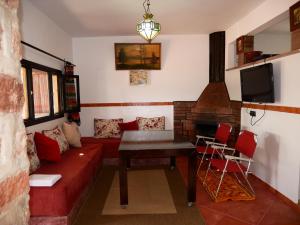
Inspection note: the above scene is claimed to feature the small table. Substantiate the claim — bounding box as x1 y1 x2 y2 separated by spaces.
118 130 197 207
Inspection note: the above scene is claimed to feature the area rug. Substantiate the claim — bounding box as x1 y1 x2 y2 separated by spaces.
102 170 177 215
198 170 255 202
74 166 205 225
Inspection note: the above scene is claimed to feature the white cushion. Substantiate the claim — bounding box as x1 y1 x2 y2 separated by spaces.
62 122 82 148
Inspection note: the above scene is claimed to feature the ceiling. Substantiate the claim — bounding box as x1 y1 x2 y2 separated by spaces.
29 0 265 37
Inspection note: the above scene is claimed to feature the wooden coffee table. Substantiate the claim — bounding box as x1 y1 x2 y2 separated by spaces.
118 130 197 207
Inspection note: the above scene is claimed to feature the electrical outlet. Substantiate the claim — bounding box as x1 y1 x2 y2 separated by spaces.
250 110 256 117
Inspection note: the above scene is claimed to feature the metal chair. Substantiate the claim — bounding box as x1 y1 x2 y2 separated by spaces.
195 123 232 176
203 130 257 198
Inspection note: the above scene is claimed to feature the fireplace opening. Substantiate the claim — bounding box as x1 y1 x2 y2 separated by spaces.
195 120 218 138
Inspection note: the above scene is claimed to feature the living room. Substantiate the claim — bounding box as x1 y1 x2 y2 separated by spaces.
1 0 300 225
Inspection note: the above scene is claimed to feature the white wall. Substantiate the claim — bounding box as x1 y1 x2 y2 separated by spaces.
73 35 209 136
254 32 291 55
225 0 300 203
225 0 298 68
20 0 73 133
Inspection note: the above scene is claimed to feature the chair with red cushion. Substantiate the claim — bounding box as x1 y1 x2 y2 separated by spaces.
195 123 232 175
203 130 257 198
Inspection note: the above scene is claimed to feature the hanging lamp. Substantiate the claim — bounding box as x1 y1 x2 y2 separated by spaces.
136 0 161 43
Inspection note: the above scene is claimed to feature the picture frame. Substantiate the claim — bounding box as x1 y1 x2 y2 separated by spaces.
236 36 254 54
290 1 300 32
129 70 149 86
114 43 161 70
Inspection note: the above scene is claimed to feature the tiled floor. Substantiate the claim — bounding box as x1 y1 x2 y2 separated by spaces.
176 157 300 225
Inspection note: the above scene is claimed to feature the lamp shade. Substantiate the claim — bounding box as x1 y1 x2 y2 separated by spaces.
137 14 161 43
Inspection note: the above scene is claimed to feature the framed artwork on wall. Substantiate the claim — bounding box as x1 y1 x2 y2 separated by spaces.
290 1 300 31
129 70 149 85
115 43 161 70
236 36 254 54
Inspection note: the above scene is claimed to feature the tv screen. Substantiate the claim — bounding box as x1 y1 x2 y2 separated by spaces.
240 63 274 103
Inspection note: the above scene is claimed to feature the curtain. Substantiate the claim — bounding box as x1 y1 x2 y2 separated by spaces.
32 69 50 114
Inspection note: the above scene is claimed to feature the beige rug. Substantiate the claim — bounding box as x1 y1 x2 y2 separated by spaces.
102 169 177 215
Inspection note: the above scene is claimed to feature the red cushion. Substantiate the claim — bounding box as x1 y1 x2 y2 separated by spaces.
29 142 103 216
214 123 232 144
196 146 216 155
34 132 61 162
118 120 139 131
210 159 247 173
235 130 257 158
81 137 121 158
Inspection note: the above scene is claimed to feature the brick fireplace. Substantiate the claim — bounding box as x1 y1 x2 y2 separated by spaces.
174 32 241 146
174 82 241 147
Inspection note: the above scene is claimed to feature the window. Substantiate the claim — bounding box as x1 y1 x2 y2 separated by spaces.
32 69 50 118
21 60 64 126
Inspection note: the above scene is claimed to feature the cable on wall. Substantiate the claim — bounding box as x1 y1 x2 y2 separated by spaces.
249 104 266 126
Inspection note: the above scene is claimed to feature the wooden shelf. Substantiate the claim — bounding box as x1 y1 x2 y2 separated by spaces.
226 49 300 71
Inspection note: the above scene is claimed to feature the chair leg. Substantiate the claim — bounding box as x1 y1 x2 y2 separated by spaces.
196 157 202 177
203 160 211 185
242 172 255 195
196 152 207 177
215 170 226 198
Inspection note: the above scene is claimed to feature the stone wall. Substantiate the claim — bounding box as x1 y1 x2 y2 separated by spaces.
0 1 30 224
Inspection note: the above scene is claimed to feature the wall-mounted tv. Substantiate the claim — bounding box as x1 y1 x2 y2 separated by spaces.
240 63 274 103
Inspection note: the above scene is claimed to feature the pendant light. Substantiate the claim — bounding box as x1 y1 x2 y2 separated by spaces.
136 0 161 43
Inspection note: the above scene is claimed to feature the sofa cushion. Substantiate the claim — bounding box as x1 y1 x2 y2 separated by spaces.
34 132 61 162
43 126 69 153
81 137 121 158
29 142 103 216
118 120 139 131
62 122 82 148
27 133 40 174
136 116 165 130
94 118 123 138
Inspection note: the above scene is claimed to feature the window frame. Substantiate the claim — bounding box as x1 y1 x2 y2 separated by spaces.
21 59 64 127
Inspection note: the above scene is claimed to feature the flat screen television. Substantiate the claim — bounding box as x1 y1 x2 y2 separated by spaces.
240 63 274 103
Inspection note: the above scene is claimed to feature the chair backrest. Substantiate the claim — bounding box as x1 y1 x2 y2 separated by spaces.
214 123 232 144
235 130 257 158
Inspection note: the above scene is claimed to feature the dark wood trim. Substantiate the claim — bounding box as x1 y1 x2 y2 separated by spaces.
226 49 300 71
21 40 74 66
242 103 300 115
253 175 300 213
81 102 174 107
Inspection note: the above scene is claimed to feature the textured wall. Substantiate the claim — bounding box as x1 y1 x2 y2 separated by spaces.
0 0 30 224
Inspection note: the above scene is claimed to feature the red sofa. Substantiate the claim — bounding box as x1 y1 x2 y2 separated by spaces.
30 141 103 224
81 137 121 158
29 137 120 225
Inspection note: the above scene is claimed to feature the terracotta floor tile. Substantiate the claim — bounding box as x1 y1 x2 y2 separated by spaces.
176 157 300 225
199 207 252 225
258 200 300 225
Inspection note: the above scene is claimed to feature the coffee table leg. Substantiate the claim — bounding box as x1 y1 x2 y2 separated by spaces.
126 158 131 169
170 156 176 170
187 151 197 206
119 155 128 207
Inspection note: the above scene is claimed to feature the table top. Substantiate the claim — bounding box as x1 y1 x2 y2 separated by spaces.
119 130 195 151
